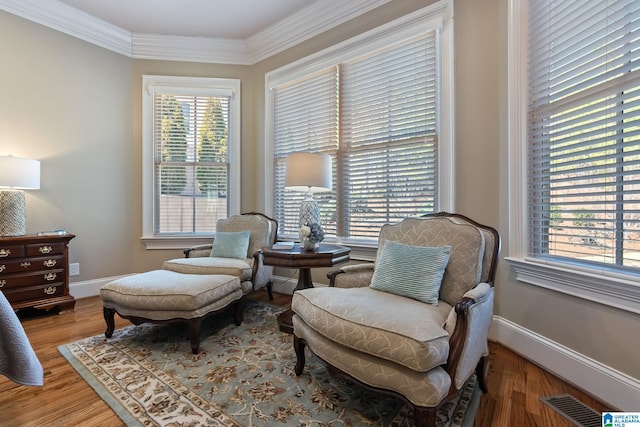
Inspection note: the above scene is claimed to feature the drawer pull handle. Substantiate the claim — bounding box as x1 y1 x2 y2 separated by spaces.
0 280 5 288
0 265 4 272
21 262 31 268
44 259 57 267
44 272 57 281
39 246 53 254
0 249 10 258
44 286 57 295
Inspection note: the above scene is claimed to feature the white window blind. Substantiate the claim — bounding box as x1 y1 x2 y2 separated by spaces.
273 67 339 237
528 0 640 271
272 31 439 241
153 93 231 235
341 35 438 238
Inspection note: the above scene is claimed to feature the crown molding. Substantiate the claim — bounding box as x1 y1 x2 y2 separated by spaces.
246 0 391 64
0 0 390 64
0 0 132 56
132 34 251 65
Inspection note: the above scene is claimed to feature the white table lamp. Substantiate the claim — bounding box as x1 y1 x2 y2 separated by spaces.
284 152 332 229
0 155 41 236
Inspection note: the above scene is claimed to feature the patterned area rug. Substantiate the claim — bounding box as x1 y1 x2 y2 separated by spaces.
59 300 481 426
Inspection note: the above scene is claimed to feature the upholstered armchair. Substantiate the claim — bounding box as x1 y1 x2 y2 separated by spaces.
163 212 278 299
291 212 499 427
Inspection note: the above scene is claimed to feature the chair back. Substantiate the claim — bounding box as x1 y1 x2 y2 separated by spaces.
217 212 278 258
377 212 499 306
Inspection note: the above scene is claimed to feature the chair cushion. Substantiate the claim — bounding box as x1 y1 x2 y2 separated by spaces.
370 241 451 305
378 216 485 306
292 314 452 407
210 230 250 259
292 287 452 372
162 257 252 280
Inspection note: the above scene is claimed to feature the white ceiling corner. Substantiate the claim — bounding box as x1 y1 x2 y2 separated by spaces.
0 0 133 56
0 0 391 65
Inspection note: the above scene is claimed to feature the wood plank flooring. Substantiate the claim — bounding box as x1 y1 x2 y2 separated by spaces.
0 293 610 426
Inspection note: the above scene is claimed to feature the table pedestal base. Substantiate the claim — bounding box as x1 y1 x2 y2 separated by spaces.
296 267 313 291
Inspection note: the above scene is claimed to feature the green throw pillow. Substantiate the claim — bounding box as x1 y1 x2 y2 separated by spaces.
370 240 452 305
210 231 251 259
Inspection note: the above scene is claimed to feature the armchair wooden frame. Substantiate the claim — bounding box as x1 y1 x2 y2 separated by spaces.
294 212 500 427
182 212 279 299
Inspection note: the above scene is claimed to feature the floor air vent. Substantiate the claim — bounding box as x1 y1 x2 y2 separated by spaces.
540 394 601 427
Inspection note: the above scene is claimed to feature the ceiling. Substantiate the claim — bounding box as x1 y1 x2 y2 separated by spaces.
56 0 318 40
0 0 390 64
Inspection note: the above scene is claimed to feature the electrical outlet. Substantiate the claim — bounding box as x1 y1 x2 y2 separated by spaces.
69 263 80 276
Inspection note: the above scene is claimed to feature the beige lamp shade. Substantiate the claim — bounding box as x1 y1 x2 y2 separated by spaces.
0 156 41 236
0 156 41 189
284 152 332 232
284 152 332 193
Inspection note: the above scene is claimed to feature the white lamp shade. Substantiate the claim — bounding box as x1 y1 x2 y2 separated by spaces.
284 152 332 193
0 156 40 189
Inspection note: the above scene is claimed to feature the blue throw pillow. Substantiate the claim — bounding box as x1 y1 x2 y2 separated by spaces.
210 231 251 259
370 240 452 305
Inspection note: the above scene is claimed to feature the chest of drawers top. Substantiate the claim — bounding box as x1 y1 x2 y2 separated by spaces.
0 233 75 258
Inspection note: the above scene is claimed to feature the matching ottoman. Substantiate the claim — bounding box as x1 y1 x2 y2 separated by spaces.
100 270 243 354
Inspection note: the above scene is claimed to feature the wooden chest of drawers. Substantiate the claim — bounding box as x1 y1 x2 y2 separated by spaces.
0 234 75 312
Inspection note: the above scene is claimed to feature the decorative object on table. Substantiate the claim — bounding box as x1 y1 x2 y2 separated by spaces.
0 155 40 236
300 222 324 250
284 152 332 231
59 300 481 427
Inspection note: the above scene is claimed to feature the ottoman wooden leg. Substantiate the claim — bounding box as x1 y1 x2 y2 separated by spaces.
188 318 202 354
266 281 274 300
103 307 116 338
233 298 244 325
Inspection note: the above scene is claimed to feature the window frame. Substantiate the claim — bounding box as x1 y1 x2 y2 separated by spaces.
263 1 455 260
141 75 241 249
506 0 640 315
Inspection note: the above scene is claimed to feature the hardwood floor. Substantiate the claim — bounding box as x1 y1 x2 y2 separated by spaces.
0 293 610 426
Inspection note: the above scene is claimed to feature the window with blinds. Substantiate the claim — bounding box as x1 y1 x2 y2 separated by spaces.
271 31 439 241
273 67 339 237
142 76 241 241
153 93 230 234
527 0 640 272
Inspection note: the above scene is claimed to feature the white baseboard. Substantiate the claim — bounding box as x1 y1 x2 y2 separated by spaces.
271 275 297 295
69 274 640 410
69 274 136 300
490 315 640 411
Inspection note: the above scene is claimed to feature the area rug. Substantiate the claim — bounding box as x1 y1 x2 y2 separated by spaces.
59 300 481 426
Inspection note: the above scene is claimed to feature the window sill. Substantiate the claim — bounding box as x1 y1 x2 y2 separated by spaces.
141 236 213 250
319 238 378 262
506 257 640 315
340 242 377 262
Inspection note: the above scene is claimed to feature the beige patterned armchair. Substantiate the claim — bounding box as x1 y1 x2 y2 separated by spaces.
291 212 500 427
163 212 278 299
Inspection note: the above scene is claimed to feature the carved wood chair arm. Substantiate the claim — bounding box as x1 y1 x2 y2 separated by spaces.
444 282 494 396
183 244 213 258
327 263 374 288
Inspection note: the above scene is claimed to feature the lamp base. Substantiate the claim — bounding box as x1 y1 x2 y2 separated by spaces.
299 198 321 228
0 190 27 236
